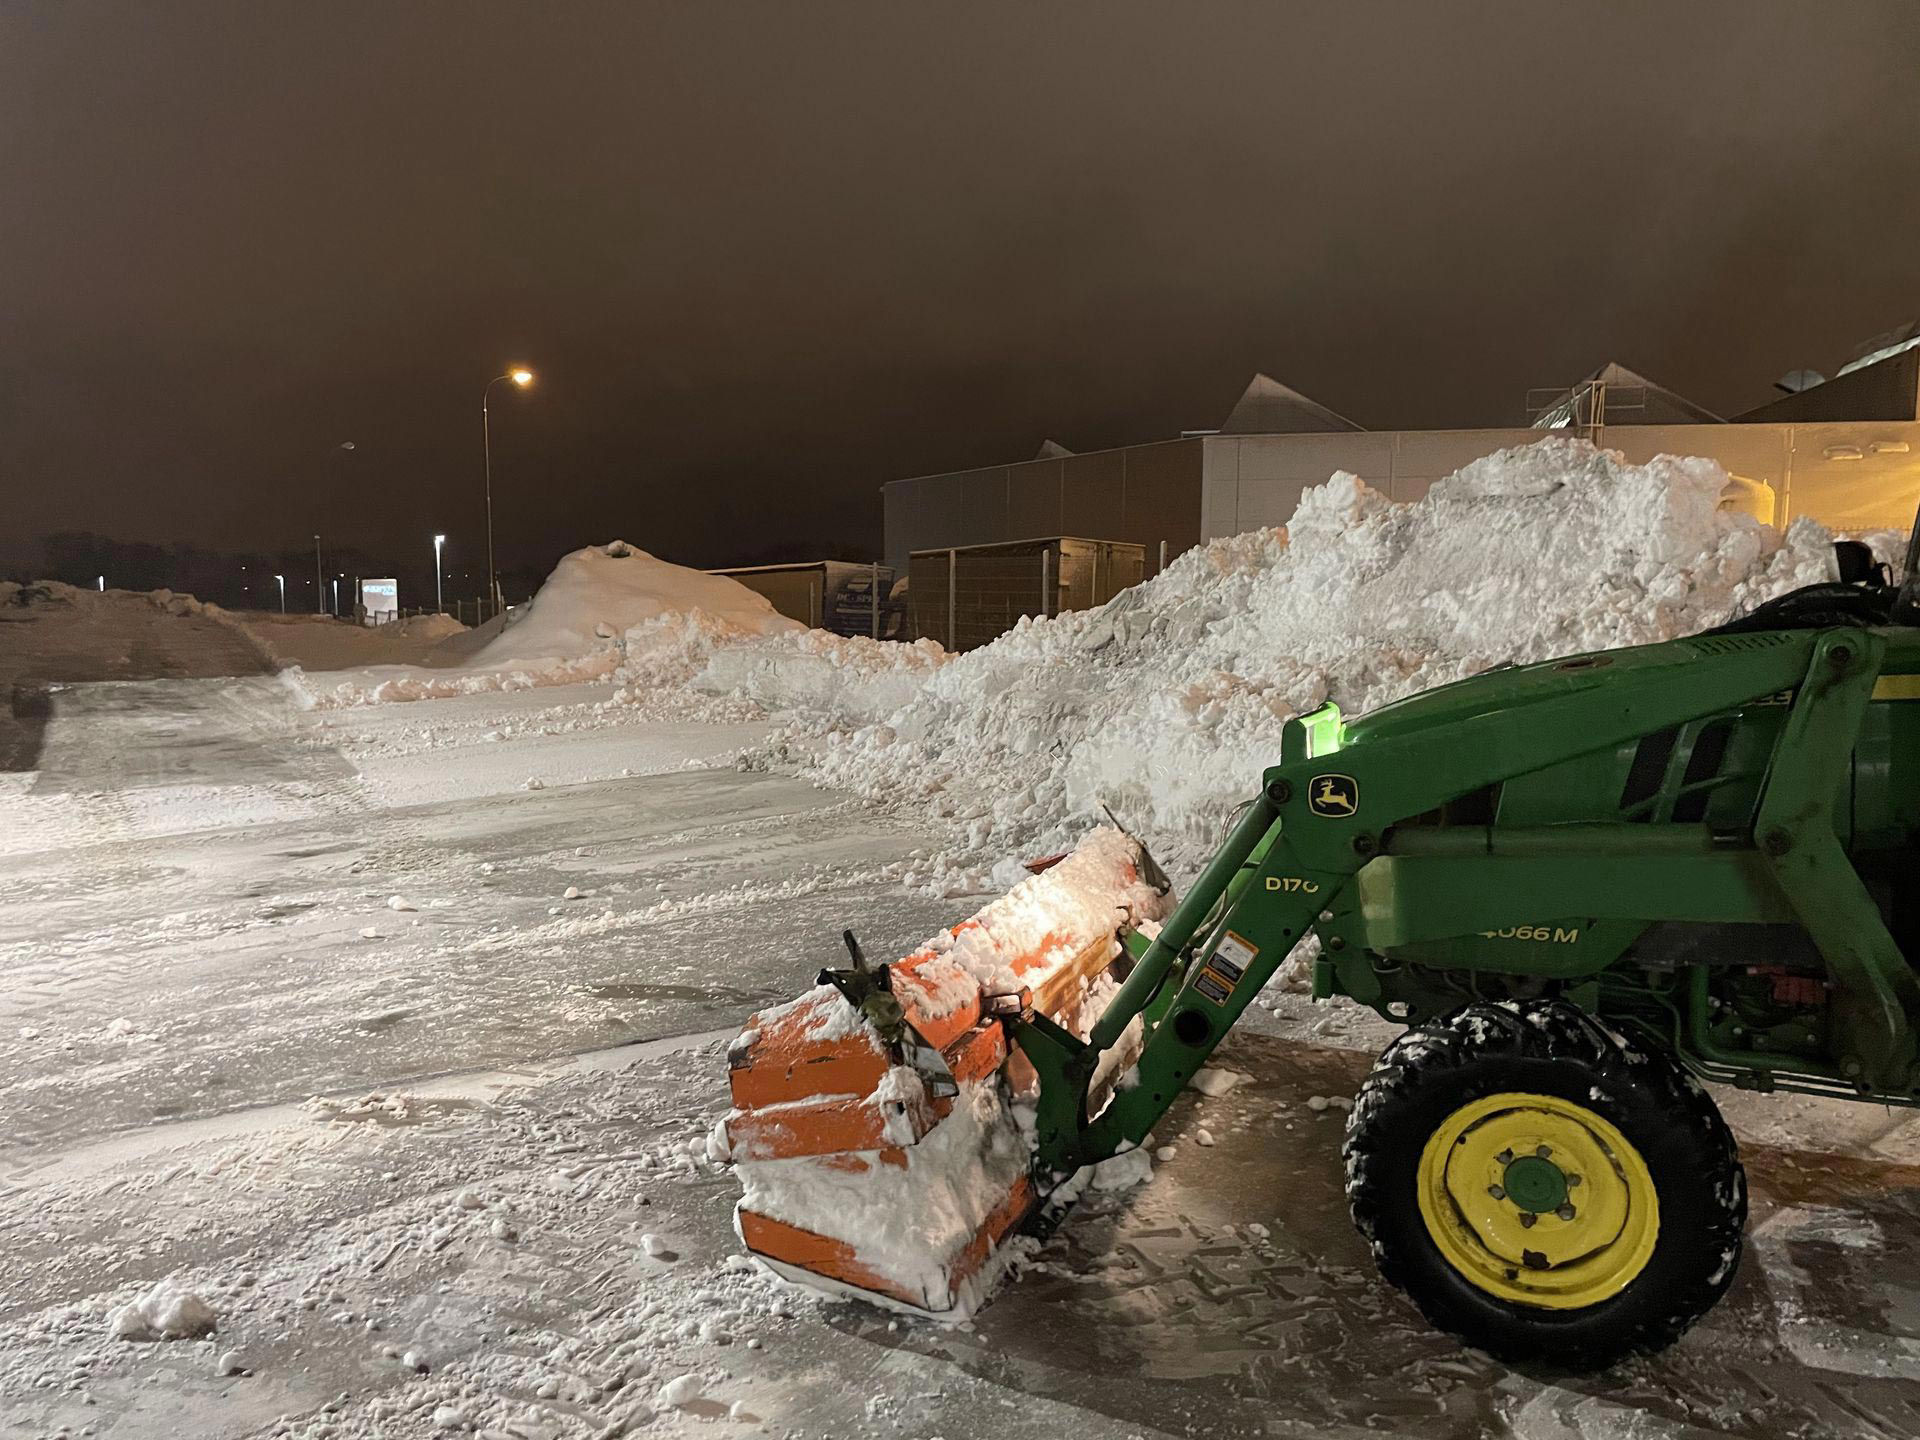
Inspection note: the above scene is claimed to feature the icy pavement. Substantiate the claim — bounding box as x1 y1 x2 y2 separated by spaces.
11 671 1920 1437
0 677 963 1152
10 1031 1920 1438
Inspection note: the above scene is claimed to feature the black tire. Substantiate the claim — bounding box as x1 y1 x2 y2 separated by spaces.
1342 999 1745 1368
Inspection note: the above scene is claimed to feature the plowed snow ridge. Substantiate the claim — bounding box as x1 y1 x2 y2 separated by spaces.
737 438 1841 881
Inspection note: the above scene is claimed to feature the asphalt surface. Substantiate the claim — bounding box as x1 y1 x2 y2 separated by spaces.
8 669 1920 1437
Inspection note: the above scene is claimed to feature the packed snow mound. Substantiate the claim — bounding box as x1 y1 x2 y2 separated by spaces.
469 541 803 672
697 628 948 725
0 581 280 685
291 543 809 705
392 612 468 642
775 438 1841 882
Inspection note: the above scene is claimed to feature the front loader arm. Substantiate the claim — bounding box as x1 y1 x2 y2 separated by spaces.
1015 629 1905 1174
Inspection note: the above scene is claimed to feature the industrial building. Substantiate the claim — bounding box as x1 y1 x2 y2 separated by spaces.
882 335 1920 613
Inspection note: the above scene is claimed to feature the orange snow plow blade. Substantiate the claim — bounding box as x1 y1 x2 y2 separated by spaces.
724 827 1173 1315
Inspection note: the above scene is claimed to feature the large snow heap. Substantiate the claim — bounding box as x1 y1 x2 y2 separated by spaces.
296 541 805 704
470 540 803 671
761 438 1840 880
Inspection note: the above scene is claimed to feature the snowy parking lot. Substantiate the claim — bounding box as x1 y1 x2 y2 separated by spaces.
10 669 1920 1439
10 448 1920 1438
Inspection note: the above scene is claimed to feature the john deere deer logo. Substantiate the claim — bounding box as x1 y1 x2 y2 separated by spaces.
1308 774 1359 817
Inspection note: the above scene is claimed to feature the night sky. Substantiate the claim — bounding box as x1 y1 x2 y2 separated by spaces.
6 3 1920 584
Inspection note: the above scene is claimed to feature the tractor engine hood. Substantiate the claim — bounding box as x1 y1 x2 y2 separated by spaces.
1336 635 1753 751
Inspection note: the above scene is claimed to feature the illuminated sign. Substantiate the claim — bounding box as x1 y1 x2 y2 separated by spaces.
362 577 398 625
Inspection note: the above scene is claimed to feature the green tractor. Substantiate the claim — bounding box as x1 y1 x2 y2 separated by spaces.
1011 528 1920 1367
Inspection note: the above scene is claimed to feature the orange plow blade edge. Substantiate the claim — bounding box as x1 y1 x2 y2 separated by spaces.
724 827 1174 1315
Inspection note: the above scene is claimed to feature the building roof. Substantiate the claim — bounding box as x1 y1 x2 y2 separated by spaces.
1529 362 1721 428
1839 319 1920 377
1216 373 1364 434
1034 438 1074 460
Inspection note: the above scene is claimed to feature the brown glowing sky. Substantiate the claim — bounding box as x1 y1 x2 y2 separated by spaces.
5 2 1920 575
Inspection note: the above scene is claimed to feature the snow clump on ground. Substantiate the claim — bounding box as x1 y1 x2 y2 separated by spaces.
107 1278 217 1341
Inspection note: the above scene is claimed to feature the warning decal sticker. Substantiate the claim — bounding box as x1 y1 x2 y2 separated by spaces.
1194 930 1258 1006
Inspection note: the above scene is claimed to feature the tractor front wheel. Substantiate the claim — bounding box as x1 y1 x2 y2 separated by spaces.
1343 1000 1744 1367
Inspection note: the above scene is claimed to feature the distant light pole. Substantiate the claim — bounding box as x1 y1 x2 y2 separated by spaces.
96 575 105 592
274 573 286 613
314 534 324 616
433 534 446 614
482 367 534 614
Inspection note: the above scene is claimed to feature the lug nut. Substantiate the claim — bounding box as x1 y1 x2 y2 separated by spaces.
1534 1145 1552 1159
1518 1212 1537 1228
1495 1149 1514 1165
1566 1174 1581 1187
1487 1185 1506 1200
1556 1204 1577 1221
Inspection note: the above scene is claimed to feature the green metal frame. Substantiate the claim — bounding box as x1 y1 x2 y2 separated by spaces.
1013 626 1920 1175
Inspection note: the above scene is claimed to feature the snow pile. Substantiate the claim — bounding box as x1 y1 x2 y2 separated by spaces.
469 541 801 671
291 542 804 706
772 438 1839 877
697 628 949 725
1 579 223 620
242 610 472 672
887 825 1170 1020
108 1278 217 1341
390 612 468 642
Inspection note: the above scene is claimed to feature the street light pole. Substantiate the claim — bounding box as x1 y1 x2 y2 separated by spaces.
314 534 323 616
433 534 446 614
482 368 534 616
274 574 285 613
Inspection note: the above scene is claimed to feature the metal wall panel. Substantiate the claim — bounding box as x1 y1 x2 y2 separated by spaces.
1119 439 1204 571
1006 458 1065 539
883 440 1201 572
1780 422 1920 530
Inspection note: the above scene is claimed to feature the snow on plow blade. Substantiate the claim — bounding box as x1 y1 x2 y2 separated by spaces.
725 827 1173 1316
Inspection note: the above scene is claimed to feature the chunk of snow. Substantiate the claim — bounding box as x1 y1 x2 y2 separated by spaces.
1190 1067 1246 1097
109 1279 216 1341
385 895 416 912
1087 1146 1154 1191
658 1373 705 1408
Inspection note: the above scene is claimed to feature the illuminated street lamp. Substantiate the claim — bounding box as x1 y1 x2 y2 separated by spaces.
274 573 286 613
433 533 446 614
482 367 535 613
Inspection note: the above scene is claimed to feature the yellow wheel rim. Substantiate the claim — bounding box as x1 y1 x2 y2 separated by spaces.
1415 1091 1658 1310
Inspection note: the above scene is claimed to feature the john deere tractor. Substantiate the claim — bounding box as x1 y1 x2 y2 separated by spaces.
1005 528 1920 1366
